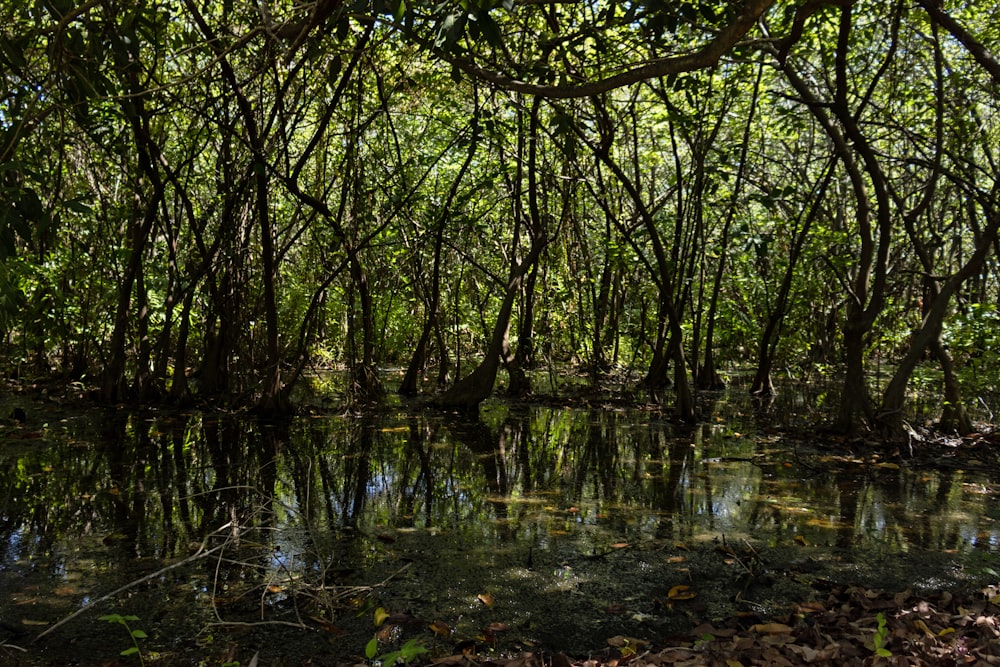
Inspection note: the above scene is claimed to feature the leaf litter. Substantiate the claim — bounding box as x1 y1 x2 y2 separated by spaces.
353 584 1000 667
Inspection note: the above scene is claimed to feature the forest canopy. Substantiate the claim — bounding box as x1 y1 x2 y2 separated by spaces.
1 0 999 435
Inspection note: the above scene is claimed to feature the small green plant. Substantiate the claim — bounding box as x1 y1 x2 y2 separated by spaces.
365 637 427 666
871 612 892 658
99 613 148 666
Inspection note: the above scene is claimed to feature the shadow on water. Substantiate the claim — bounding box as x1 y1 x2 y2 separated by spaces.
1 388 999 664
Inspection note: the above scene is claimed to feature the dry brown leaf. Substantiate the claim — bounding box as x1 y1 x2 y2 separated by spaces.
477 592 495 607
307 615 345 635
429 620 451 637
751 622 793 634
668 585 696 600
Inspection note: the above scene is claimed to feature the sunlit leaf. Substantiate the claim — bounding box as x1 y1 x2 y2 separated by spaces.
726 660 744 667
477 592 494 607
374 606 389 627
794 535 809 546
914 619 934 637
429 620 451 637
668 585 696 600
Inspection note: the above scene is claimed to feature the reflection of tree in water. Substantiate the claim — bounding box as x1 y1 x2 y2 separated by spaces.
650 422 697 543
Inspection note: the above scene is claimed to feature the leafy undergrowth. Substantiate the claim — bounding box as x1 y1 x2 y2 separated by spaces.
388 585 1000 667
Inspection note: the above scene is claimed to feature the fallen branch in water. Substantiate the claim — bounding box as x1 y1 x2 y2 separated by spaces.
32 521 235 644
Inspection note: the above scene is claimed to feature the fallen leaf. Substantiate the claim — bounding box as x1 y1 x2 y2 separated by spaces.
668 585 696 600
429 620 451 637
794 535 809 546
477 592 494 607
308 616 345 635
667 556 686 564
797 601 825 614
751 622 793 634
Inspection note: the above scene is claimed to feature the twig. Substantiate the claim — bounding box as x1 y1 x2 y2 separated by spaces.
33 522 234 644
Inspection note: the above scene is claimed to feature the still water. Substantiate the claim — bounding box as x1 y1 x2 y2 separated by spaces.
1 392 998 664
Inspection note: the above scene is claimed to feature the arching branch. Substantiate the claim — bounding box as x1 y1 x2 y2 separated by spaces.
433 0 776 99
917 0 1000 85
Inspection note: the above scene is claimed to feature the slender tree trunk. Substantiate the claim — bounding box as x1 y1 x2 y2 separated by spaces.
751 159 835 395
505 97 546 397
579 101 695 421
169 289 196 405
400 108 480 395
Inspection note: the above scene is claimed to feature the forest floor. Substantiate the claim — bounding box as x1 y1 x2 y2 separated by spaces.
409 584 1000 667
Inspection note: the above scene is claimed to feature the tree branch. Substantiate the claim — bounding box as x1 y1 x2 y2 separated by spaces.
435 0 776 99
917 0 1000 85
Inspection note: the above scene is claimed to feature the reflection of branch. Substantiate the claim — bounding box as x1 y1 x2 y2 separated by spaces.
32 522 235 644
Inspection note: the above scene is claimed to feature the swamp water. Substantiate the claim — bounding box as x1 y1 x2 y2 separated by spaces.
1 390 999 665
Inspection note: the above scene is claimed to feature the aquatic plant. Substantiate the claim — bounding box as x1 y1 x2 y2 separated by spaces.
98 613 148 666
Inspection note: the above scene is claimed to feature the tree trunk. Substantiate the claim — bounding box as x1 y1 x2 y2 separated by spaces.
878 212 999 435
438 238 547 410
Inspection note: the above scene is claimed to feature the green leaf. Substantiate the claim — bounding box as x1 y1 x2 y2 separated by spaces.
131 629 148 639
365 637 378 659
65 199 92 214
876 647 892 657
476 11 502 48
121 647 140 656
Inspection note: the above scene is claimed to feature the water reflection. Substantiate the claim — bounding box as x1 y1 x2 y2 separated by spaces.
1 401 998 662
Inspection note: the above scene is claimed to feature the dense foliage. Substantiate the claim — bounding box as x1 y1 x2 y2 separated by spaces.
1 0 999 434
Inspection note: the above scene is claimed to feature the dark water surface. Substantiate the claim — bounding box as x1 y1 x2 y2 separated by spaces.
1 389 999 665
